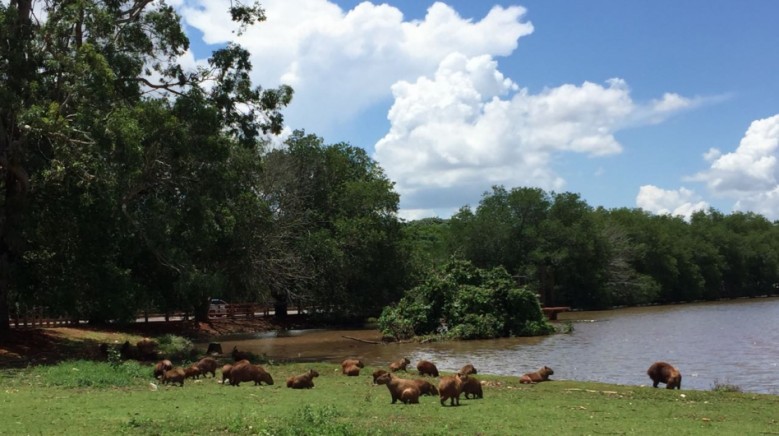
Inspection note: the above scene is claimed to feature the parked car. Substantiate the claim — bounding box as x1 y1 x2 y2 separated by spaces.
209 298 228 317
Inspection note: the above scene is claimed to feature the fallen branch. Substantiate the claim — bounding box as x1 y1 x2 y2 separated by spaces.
341 335 382 345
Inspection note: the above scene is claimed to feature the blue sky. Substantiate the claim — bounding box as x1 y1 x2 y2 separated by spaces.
176 0 779 220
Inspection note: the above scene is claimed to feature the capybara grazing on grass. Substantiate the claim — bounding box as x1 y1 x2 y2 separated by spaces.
184 365 201 379
438 374 466 406
375 372 421 404
389 357 410 372
647 361 682 389
221 364 233 384
195 357 218 378
462 376 483 399
162 368 186 386
372 369 389 384
153 359 173 379
341 358 365 371
343 364 361 376
519 366 554 384
229 361 274 386
231 346 252 362
459 364 477 376
417 360 439 377
412 379 439 396
287 369 319 389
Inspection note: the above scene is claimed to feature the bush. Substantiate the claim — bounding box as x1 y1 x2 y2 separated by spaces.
379 258 554 340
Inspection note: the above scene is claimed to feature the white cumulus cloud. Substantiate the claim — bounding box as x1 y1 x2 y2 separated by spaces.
636 186 709 220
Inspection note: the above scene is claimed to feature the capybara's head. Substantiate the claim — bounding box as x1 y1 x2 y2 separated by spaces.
308 369 320 378
459 364 477 376
375 372 393 385
541 366 554 377
261 370 274 385
403 358 410 365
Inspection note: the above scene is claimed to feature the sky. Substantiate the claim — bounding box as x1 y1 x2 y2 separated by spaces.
171 0 779 221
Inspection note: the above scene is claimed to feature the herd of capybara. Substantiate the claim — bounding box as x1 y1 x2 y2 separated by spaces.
150 344 683 405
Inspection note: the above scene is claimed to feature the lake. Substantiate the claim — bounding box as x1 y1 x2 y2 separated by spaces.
202 297 779 394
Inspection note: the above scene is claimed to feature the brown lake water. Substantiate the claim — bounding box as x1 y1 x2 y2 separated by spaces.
201 297 779 394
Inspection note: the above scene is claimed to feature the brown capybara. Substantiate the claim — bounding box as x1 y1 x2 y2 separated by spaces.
341 358 365 371
286 369 319 389
343 364 361 376
161 367 186 386
389 357 410 372
195 357 218 378
417 360 439 377
229 361 274 386
519 366 554 384
438 373 467 406
459 364 477 376
231 346 252 362
462 376 483 399
184 365 201 379
153 359 173 379
372 369 389 384
412 379 439 396
647 361 682 389
375 372 421 404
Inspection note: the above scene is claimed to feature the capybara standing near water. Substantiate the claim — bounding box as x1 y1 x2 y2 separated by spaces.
412 379 439 396
459 364 477 376
162 368 186 386
153 359 173 379
519 366 554 384
438 373 467 406
389 357 410 372
462 376 483 399
195 357 218 378
417 360 439 377
287 369 319 389
647 361 682 389
229 361 274 386
375 372 421 404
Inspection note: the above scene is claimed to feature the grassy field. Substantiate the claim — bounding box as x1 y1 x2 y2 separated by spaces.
1 359 779 435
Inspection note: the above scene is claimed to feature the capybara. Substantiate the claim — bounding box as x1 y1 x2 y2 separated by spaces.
412 379 439 396
195 357 218 378
221 364 233 384
375 372 421 404
341 358 365 371
229 361 274 386
417 360 439 377
438 373 467 406
372 369 389 384
184 365 201 379
519 366 554 384
153 359 173 379
231 346 252 362
647 361 682 389
286 369 319 389
389 357 410 372
462 376 483 399
343 364 361 376
161 367 186 386
459 364 477 376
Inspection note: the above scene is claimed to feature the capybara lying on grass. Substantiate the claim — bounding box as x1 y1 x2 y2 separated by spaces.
162 368 186 386
341 358 364 371
647 361 682 389
287 369 319 389
417 360 439 377
153 359 173 379
519 366 554 384
375 372 421 404
229 361 274 386
389 357 410 372
438 373 467 406
462 376 483 399
195 357 218 378
412 379 439 396
459 364 477 376
372 369 389 384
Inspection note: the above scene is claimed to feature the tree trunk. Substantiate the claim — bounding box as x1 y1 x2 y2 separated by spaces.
274 300 288 320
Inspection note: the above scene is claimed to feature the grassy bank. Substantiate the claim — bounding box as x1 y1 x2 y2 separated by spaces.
1 360 778 435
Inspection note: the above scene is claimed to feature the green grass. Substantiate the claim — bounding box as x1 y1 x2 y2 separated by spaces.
1 361 778 435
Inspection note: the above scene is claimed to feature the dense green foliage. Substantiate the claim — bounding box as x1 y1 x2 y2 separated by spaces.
2 361 778 435
379 258 553 339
